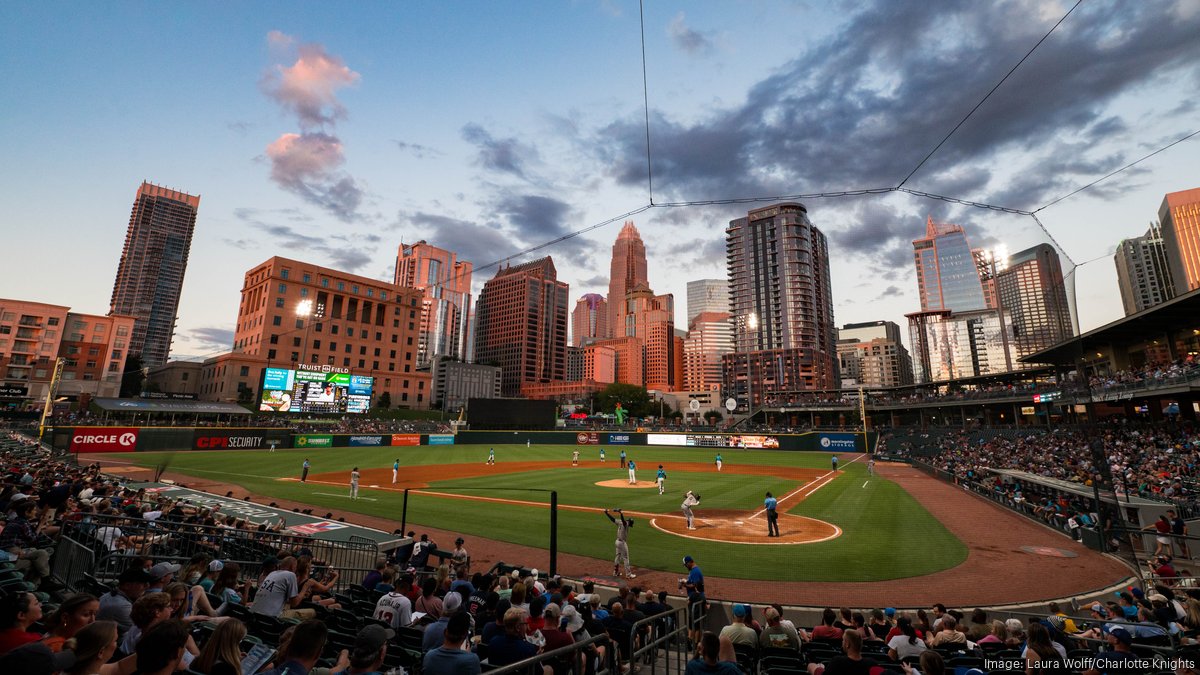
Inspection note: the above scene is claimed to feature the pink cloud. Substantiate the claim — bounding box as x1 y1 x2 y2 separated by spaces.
262 38 360 128
265 132 361 221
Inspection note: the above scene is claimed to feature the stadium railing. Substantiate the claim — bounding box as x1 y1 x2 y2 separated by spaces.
54 513 380 593
485 631 616 675
626 605 690 675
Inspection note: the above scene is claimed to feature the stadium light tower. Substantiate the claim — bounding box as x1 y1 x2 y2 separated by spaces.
296 299 324 365
983 247 1013 372
735 312 758 420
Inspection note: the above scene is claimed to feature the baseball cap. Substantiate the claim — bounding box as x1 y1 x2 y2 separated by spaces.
562 605 584 632
118 567 155 584
353 624 395 655
1105 626 1133 645
455 537 464 545
1089 602 1104 613
443 591 463 613
0 642 76 674
683 555 694 564
208 560 225 572
732 604 747 618
149 562 181 580
544 603 561 618
1148 593 1169 603
530 568 539 578
884 607 896 618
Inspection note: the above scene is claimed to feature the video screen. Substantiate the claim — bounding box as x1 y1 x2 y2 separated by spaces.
259 367 373 414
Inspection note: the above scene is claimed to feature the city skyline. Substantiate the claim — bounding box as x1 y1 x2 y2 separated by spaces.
3 2 1199 362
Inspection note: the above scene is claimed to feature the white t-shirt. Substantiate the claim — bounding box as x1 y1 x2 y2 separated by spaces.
888 635 928 660
374 592 413 629
96 526 123 551
250 570 299 617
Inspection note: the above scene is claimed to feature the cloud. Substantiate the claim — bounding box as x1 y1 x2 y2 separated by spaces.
261 35 360 129
232 208 376 272
265 132 363 221
667 12 714 55
462 123 538 178
662 236 726 270
874 285 905 301
577 274 609 289
185 327 235 352
393 140 441 159
399 212 518 270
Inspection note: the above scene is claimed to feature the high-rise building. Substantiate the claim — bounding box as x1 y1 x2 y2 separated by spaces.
571 293 608 346
912 216 988 313
724 202 839 405
1158 187 1200 297
394 241 472 367
836 321 913 388
996 244 1073 358
607 221 648 338
907 308 1013 382
474 257 568 397
592 336 644 388
226 256 429 407
1114 224 1176 315
433 358 500 412
621 285 678 391
686 279 729 325
109 181 200 367
683 311 732 391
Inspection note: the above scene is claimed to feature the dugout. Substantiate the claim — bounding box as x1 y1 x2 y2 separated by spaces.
466 397 558 430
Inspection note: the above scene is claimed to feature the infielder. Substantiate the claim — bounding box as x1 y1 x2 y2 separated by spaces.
656 465 667 495
572 449 580 466
604 508 635 578
350 466 360 500
487 448 495 465
600 448 606 462
627 459 637 484
715 453 723 472
867 457 875 476
681 491 700 530
392 459 400 484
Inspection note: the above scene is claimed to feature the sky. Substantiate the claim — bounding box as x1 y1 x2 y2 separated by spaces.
2 1 1199 360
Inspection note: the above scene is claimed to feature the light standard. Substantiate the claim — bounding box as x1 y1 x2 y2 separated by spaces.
295 299 325 365
736 312 758 422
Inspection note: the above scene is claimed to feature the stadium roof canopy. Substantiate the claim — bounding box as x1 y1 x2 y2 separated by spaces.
1021 288 1200 367
92 398 252 415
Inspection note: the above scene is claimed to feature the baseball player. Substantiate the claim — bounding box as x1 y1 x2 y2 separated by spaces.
867 456 875 476
627 459 637 484
656 465 667 495
572 449 580 466
350 466 360 500
487 448 496 465
681 491 700 530
600 448 606 462
301 459 310 483
715 453 723 472
619 449 627 468
604 508 635 578
392 459 400 484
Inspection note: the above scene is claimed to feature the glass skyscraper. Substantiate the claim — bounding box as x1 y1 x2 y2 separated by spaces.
913 216 987 312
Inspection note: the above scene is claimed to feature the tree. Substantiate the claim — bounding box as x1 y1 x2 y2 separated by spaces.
377 391 392 409
595 383 654 418
704 410 724 424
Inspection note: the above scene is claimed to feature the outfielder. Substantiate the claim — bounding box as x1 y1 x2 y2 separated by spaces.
627 459 637 484
487 448 495 465
681 490 700 530
572 449 580 466
656 465 667 495
350 466 360 500
392 459 400 484
604 508 635 578
867 457 875 476
600 448 606 462
715 453 723 472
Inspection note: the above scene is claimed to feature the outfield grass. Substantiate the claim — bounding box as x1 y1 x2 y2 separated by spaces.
127 445 967 582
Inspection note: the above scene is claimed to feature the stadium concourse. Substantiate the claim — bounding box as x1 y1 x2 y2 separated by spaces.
5 423 1200 674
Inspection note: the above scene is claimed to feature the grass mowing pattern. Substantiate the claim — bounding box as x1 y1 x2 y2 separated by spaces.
128 445 966 581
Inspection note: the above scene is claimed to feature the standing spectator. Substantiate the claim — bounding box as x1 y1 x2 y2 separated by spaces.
1144 515 1174 557
0 592 43 654
250 557 315 621
192 619 247 675
683 555 706 645
1170 509 1190 559
410 534 436 569
719 604 757 647
97 566 154 638
40 593 99 652
423 612 480 675
452 538 469 580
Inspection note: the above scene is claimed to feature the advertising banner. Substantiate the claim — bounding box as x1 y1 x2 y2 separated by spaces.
295 435 334 448
70 428 139 453
192 430 290 451
348 435 387 447
647 433 688 446
576 432 599 445
818 433 858 451
736 435 780 449
0 384 29 398
606 433 631 444
391 434 421 446
427 434 455 445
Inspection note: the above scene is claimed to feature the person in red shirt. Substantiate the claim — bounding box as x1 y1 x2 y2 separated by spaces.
0 592 44 655
811 608 844 641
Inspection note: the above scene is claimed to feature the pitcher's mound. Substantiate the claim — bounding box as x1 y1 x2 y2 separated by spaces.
596 479 658 489
651 509 841 544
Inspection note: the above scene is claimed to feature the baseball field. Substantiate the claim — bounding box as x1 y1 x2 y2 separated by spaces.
121 444 968 583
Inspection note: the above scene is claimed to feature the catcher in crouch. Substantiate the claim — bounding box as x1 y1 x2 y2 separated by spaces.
681 491 701 530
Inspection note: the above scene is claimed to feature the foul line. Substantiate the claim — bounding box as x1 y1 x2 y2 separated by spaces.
751 453 864 518
314 492 378 502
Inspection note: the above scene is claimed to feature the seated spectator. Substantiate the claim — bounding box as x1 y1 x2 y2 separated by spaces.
964 608 990 641
685 632 739 675
887 618 927 661
540 603 575 652
759 607 800 650
423 612 480 675
199 560 223 592
422 592 464 651
1003 618 1025 648
344 625 392 675
362 559 387 591
0 500 51 586
295 557 341 610
373 585 413 630
926 615 966 647
808 629 873 675
192 619 246 675
976 620 1007 645
262 620 333 675
811 608 843 641
374 568 396 594
145 561 180 593
211 563 252 609
1082 627 1139 675
119 592 172 655
165 582 217 623
719 604 757 647
179 553 212 587
488 608 551 675
0 592 44 655
64 620 121 675
133 620 190 675
98 566 154 637
1023 621 1066 669
914 651 945 675
40 593 98 653
0 641 76 675
480 599 512 644
250 556 315 621
415 577 444 620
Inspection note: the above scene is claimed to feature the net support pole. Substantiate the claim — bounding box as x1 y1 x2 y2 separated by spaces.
549 491 558 577
401 488 409 536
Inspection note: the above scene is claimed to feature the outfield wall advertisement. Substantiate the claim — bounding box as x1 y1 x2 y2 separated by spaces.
69 428 139 453
818 433 859 451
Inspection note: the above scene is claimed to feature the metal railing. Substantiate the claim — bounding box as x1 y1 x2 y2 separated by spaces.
486 632 615 675
626 605 690 675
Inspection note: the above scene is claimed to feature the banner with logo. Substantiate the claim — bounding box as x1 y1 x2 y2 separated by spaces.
391 434 421 446
647 433 687 446
192 430 291 451
606 433 631 444
427 434 455 445
295 434 334 448
70 428 139 453
818 433 858 451
0 384 29 398
576 432 599 445
348 435 386 447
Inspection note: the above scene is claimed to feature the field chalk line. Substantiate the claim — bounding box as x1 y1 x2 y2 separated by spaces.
750 453 864 518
